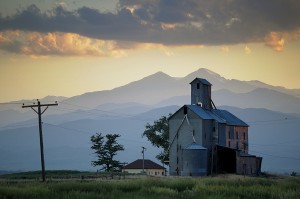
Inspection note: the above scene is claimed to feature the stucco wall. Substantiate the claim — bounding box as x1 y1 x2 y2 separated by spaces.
122 168 165 176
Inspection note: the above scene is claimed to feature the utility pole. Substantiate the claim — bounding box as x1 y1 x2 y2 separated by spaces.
142 146 146 174
22 100 58 182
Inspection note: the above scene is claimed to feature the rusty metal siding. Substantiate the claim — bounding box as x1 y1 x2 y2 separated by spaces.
225 125 249 153
236 155 258 175
218 123 226 146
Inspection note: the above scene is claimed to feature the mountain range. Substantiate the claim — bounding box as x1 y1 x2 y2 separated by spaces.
0 68 299 174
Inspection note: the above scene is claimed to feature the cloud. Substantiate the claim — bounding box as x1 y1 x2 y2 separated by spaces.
221 46 229 53
264 32 285 52
0 31 125 57
0 0 299 54
244 45 252 54
263 28 300 51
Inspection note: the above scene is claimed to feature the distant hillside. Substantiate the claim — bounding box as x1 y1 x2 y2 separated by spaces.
0 105 299 173
61 68 300 110
1 68 300 173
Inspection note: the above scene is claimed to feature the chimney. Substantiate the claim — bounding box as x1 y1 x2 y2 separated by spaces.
190 78 212 110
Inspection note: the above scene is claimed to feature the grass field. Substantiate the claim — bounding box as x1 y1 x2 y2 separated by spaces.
0 172 299 199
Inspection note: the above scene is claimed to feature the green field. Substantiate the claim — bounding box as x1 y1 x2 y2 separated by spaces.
0 172 299 199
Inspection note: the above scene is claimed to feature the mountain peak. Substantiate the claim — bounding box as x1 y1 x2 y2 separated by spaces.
142 71 172 81
183 67 224 82
195 68 221 77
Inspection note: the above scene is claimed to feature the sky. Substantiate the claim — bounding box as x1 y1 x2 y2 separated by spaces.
0 0 300 102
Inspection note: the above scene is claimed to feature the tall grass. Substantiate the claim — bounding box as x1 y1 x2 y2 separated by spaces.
0 177 299 199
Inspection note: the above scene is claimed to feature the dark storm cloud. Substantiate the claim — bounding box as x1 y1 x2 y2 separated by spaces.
0 0 300 45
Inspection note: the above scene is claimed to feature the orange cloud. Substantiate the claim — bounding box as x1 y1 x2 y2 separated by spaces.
0 31 125 57
264 32 285 52
264 29 300 52
221 46 229 53
244 45 252 54
161 23 177 30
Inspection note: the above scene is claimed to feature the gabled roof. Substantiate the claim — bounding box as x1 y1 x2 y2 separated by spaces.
123 159 165 170
184 105 248 127
190 78 212 86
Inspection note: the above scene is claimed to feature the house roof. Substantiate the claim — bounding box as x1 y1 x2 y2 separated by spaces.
186 105 248 127
123 159 165 170
190 78 212 86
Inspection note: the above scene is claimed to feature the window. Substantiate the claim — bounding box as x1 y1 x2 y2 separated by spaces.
243 132 246 140
243 143 247 152
236 131 239 139
236 142 239 149
197 83 200 89
228 130 234 139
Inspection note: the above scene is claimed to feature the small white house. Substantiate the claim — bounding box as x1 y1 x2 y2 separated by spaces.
122 159 166 176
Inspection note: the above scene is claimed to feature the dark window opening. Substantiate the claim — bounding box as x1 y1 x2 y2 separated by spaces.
243 132 246 140
216 146 236 174
213 127 216 132
184 106 187 114
197 83 200 89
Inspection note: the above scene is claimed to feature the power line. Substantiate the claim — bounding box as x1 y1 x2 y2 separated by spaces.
250 139 300 147
249 150 300 161
43 122 149 144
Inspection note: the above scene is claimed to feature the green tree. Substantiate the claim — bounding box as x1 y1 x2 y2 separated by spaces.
143 114 171 165
90 133 124 172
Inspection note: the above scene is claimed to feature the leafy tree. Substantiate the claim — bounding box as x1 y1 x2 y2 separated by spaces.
90 133 124 172
143 114 171 165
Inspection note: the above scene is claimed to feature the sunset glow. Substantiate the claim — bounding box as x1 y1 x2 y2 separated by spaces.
0 0 299 102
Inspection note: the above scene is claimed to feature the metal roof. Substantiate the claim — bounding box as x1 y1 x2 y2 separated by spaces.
239 151 257 157
186 105 215 120
186 105 248 127
190 78 212 86
212 109 249 127
184 143 207 150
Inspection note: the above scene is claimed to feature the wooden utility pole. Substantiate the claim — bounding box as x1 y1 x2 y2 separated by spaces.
22 100 58 182
142 146 146 174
